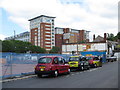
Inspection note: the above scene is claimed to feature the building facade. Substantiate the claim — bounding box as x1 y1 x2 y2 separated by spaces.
29 15 55 51
55 27 90 53
5 31 30 42
62 42 107 54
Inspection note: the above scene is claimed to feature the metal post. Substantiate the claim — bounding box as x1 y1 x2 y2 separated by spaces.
10 54 12 78
14 30 16 40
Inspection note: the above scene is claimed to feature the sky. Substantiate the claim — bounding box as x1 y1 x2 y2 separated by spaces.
0 0 119 41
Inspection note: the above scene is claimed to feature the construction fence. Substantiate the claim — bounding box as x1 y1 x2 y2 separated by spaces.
1 52 72 79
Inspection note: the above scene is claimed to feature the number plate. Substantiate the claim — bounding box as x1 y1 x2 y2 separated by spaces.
40 66 45 68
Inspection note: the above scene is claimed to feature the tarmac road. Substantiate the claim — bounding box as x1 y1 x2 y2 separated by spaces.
2 60 118 88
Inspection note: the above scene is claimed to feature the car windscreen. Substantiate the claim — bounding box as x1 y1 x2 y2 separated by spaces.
69 57 79 61
38 57 52 64
86 57 93 60
93 57 99 60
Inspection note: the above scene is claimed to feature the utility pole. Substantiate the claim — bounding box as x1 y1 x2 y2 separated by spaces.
14 30 16 40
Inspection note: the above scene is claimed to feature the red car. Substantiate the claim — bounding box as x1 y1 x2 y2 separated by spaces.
35 56 70 77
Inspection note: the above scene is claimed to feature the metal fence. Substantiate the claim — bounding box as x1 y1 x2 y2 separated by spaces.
1 52 72 79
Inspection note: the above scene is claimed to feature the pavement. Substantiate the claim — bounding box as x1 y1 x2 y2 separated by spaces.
2 64 36 78
2 60 118 88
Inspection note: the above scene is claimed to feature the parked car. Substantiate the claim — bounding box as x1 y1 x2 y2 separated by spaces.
106 55 117 62
35 56 70 77
68 56 90 71
86 56 102 68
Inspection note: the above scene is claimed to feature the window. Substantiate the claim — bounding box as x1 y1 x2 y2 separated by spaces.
34 33 37 35
52 39 54 41
93 57 99 60
45 45 51 47
45 38 51 40
45 24 51 27
52 43 54 45
46 28 51 30
45 42 51 44
45 35 51 37
58 57 64 64
53 57 59 64
69 57 79 61
46 32 51 34
38 58 52 64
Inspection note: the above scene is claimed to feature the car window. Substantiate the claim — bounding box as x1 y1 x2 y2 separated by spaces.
93 57 99 60
69 57 79 61
53 57 59 64
80 57 86 61
38 57 52 64
58 57 64 64
86 57 93 60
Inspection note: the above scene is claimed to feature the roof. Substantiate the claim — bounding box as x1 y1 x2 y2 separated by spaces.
93 35 104 42
28 15 56 21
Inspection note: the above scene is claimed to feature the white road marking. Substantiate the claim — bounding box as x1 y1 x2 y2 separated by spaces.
66 75 70 77
71 74 74 76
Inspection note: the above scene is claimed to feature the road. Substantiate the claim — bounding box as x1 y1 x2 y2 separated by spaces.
2 60 118 88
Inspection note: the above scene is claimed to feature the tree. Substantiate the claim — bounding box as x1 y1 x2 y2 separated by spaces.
117 32 120 39
107 33 115 41
2 40 46 53
49 46 60 53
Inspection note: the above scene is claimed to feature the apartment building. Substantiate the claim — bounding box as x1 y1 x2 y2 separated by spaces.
55 27 90 53
28 15 55 51
5 31 30 42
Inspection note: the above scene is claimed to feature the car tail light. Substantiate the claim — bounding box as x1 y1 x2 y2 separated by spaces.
49 67 52 70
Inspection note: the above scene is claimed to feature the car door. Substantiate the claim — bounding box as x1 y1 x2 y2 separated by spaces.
52 57 60 71
58 57 67 73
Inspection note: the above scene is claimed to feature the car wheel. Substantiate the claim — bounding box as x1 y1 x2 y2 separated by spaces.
37 74 42 78
54 70 58 77
94 63 97 68
87 66 90 70
81 66 84 71
67 69 70 74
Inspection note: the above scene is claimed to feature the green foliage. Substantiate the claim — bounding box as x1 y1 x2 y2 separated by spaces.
2 40 46 53
116 45 120 48
117 32 120 39
49 46 60 53
107 32 120 41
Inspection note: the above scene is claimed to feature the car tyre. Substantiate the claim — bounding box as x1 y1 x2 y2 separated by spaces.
67 69 70 74
37 74 42 78
87 66 90 70
53 70 58 77
94 63 97 68
81 66 84 71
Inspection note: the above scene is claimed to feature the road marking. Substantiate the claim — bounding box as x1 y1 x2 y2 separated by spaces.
66 75 70 77
71 74 74 76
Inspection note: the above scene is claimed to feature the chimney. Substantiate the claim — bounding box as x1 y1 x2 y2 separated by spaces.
93 34 95 41
104 33 107 42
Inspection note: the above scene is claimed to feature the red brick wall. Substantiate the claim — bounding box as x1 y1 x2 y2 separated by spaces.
40 23 51 49
30 28 38 45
